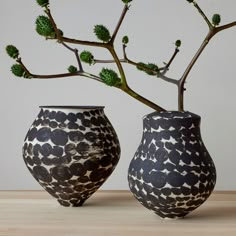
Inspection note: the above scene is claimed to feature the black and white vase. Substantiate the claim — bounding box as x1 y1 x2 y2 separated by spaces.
23 106 120 207
128 111 216 219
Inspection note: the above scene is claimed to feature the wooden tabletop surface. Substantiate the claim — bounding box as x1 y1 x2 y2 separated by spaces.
0 190 236 236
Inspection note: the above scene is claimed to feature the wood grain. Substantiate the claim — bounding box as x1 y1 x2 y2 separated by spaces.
0 191 236 236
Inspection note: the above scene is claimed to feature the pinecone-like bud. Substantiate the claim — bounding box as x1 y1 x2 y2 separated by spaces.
145 63 159 76
36 0 49 8
35 15 55 37
94 25 111 42
99 68 121 86
212 14 221 26
6 45 19 59
80 51 94 65
175 40 181 48
122 36 129 45
122 0 133 4
68 65 78 73
136 62 146 71
11 64 25 77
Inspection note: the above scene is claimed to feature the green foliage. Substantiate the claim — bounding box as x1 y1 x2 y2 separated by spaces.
35 15 55 37
175 40 181 48
68 65 78 73
94 25 111 42
212 14 221 26
6 45 19 59
80 51 94 65
137 62 159 76
99 68 121 86
11 64 25 77
122 36 129 45
122 0 133 4
36 0 49 8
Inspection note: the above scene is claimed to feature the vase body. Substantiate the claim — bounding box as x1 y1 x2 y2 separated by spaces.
128 111 216 219
23 106 120 207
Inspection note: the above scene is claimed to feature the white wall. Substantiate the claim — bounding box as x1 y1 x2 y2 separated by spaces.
0 0 236 190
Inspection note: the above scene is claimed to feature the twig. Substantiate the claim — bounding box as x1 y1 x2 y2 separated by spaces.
110 5 129 44
16 56 104 82
61 42 83 72
123 45 178 85
216 21 236 33
193 2 213 30
45 8 108 49
178 18 236 111
165 48 180 69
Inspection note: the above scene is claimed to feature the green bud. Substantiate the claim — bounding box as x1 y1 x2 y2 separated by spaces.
94 25 111 42
175 40 181 48
80 51 94 65
36 0 49 8
122 0 133 4
145 63 159 76
11 64 25 77
212 14 221 26
99 68 121 86
136 62 146 71
137 62 159 76
35 15 55 37
122 36 129 45
68 65 78 73
6 45 19 59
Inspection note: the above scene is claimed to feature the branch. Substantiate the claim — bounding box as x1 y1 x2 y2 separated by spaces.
123 45 179 85
61 42 83 72
94 59 126 64
178 19 236 111
165 48 180 70
216 21 236 33
16 57 104 83
107 46 128 87
45 8 108 49
110 5 129 44
45 7 63 41
193 2 213 30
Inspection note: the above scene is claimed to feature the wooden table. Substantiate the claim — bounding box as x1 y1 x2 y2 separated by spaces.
0 191 236 236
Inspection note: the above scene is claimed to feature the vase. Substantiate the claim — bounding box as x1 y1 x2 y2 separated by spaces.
22 106 120 207
128 111 216 219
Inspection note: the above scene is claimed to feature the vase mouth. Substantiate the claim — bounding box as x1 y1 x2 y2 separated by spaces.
40 105 105 110
144 110 200 120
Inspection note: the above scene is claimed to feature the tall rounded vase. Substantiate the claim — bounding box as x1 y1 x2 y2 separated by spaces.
128 111 216 219
23 106 120 207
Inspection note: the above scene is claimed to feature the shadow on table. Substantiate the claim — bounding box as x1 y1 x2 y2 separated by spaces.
83 192 137 207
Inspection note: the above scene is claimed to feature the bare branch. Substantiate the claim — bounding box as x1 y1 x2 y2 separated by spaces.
165 48 180 70
193 2 213 30
110 5 129 44
216 21 236 33
61 42 83 72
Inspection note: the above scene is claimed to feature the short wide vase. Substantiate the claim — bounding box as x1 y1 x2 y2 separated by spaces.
128 111 216 219
23 106 120 207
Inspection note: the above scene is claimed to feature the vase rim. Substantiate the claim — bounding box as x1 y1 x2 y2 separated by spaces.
144 110 200 120
40 105 105 109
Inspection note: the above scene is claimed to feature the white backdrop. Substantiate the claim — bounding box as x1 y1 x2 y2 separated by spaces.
0 0 236 190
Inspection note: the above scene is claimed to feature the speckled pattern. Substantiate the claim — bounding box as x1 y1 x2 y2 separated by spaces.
128 111 216 219
23 106 120 207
